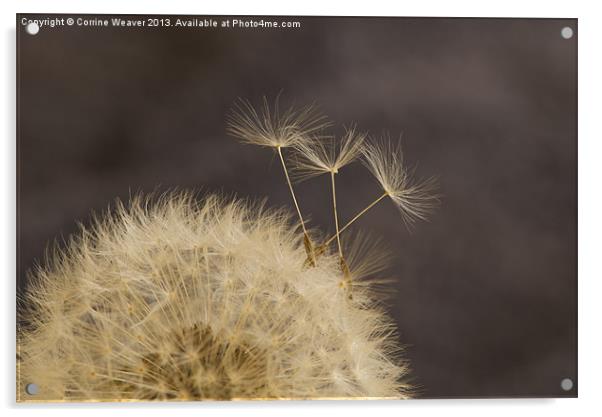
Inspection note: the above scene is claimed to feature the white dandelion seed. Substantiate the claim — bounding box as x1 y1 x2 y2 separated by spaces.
290 126 367 181
290 127 366 279
226 96 330 265
226 96 329 149
362 136 440 228
319 135 439 250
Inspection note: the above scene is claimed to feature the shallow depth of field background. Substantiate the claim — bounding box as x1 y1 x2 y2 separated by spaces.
17 15 577 398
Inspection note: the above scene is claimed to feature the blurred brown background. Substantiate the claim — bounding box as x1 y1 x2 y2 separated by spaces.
17 15 577 398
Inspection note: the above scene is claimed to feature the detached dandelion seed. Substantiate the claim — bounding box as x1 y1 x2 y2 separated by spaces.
291 126 366 181
321 135 439 249
362 136 440 228
226 96 328 149
291 127 366 292
226 96 330 265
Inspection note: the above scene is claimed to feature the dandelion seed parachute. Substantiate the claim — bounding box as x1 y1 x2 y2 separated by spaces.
361 136 440 228
18 193 412 401
226 96 330 149
290 126 367 182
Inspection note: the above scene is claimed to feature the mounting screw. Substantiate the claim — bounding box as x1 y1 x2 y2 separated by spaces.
25 383 39 395
25 22 40 35
561 27 574 39
560 378 573 391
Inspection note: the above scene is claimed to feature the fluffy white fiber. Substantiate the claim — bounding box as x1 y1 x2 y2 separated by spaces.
18 193 412 401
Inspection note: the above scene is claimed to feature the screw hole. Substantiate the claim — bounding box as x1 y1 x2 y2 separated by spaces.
25 383 39 395
561 27 573 39
25 22 40 36
560 378 573 391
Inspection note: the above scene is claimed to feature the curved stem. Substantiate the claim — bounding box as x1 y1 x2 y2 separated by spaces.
322 192 388 248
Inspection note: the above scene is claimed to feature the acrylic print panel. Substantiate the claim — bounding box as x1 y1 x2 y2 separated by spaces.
16 14 577 402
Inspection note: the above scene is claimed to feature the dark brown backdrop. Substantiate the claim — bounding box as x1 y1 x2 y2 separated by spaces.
17 15 577 398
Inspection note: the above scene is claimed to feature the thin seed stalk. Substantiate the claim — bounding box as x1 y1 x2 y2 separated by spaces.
330 171 343 259
277 146 316 265
321 192 388 248
330 171 352 298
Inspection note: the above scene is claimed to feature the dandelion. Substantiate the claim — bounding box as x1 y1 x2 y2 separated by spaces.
226 96 329 265
18 193 412 401
320 135 439 249
18 100 439 403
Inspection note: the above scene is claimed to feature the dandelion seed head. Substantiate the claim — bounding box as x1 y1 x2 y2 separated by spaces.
18 192 412 401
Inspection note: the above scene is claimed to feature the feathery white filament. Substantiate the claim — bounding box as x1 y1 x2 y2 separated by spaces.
291 126 366 181
362 136 440 228
226 96 329 149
